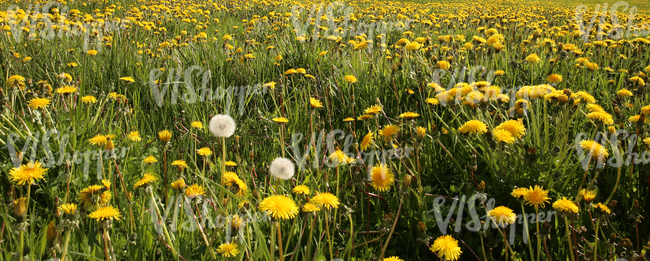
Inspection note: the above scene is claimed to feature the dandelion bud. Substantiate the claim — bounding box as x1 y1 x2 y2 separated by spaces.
416 126 426 140
634 200 639 208
105 137 114 151
417 221 427 231
478 181 485 192
403 175 412 187
13 197 27 220
46 221 57 247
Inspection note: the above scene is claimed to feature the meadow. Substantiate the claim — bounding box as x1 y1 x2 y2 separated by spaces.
0 0 650 260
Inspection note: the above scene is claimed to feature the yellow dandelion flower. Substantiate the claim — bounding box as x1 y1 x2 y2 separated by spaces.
259 195 299 220
28 98 51 109
364 105 383 114
127 131 142 142
580 140 609 160
143 156 158 164
158 130 172 142
399 112 420 119
216 242 239 257
493 129 515 144
430 235 462 261
343 75 358 83
511 187 528 199
458 120 487 135
272 117 289 123
524 185 551 209
552 198 579 214
302 202 321 213
311 192 340 210
78 184 111 209
370 164 395 192
593 203 611 215
88 206 121 221
197 147 213 156
361 132 374 151
494 120 526 139
185 184 206 199
9 161 48 186
133 173 158 189
292 185 310 195
171 178 186 190
579 189 596 202
191 121 203 129
59 203 78 216
488 206 517 226
310 97 323 108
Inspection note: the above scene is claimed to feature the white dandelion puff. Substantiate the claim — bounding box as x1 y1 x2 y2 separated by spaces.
209 114 236 138
269 157 295 180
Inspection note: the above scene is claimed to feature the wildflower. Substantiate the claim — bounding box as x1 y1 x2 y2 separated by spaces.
191 121 203 129
361 132 374 150
370 164 395 192
309 97 323 108
382 257 404 261
81 95 98 104
9 161 47 186
158 130 172 142
143 156 158 164
524 185 551 209
209 114 236 137
379 125 400 140
79 185 111 209
586 111 614 125
526 54 541 63
426 98 439 105
259 195 299 220
494 120 526 139
185 184 206 199
311 192 340 210
133 174 158 189
430 235 462 261
262 82 276 89
405 42 420 51
593 203 611 215
217 242 239 257
364 105 383 114
553 198 579 214
197 147 213 157
56 85 78 94
87 50 98 56
171 178 186 190
302 203 321 213
399 112 420 119
436 60 450 70
580 140 609 160
343 75 358 83
458 120 488 134
617 89 633 98
547 74 563 83
127 131 142 142
416 127 426 140
28 98 51 109
59 203 78 216
579 189 596 202
88 206 122 221
488 206 517 226
269 157 295 180
493 129 515 144
7 75 26 89
119 77 135 83
329 150 349 166
171 160 188 170
272 117 289 123
225 161 237 167
292 185 310 196
511 187 528 199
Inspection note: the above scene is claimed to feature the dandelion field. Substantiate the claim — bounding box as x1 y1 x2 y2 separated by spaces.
1 0 650 260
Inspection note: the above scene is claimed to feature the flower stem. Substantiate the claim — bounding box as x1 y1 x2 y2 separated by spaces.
521 203 534 261
564 216 576 261
277 222 284 261
60 229 72 261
